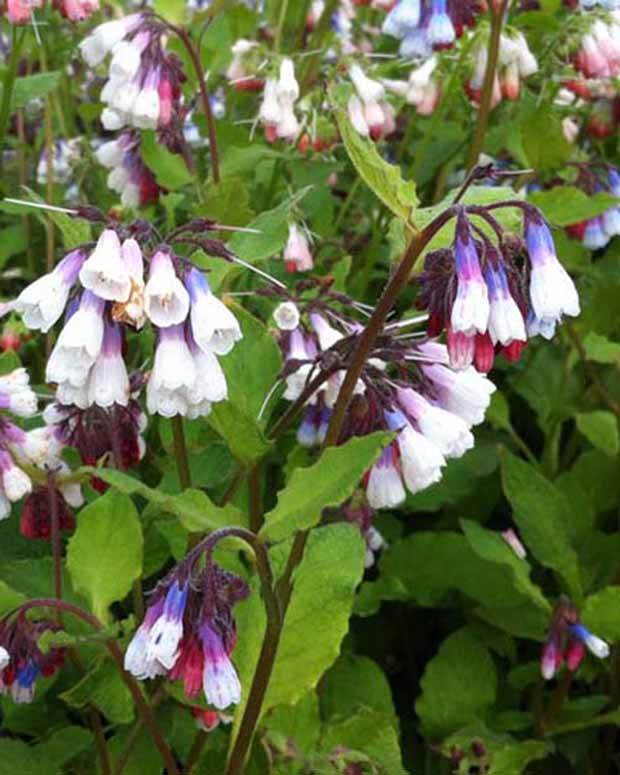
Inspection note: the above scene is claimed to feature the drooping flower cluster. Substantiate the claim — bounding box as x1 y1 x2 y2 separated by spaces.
273 292 496 511
0 368 38 519
418 204 580 372
44 389 147 491
541 597 609 680
0 613 66 703
562 164 620 249
0 369 83 536
226 39 263 92
259 58 301 143
124 546 248 710
572 14 620 80
12 226 242 419
347 64 396 141
467 30 538 106
382 0 483 59
95 131 161 209
6 0 98 23
80 13 185 133
383 57 442 116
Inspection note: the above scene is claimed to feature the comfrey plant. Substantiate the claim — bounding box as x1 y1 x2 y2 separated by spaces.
124 531 249 709
4 0 620 772
418 199 580 371
11 215 242 419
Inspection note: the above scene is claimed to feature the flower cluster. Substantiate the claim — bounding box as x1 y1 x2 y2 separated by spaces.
382 0 482 59
418 205 580 372
12 227 242 419
541 597 609 680
96 131 161 209
0 614 66 703
273 294 496 511
573 15 620 81
45 392 147 490
81 13 186 133
562 164 620 249
347 64 396 141
467 30 538 106
383 57 442 117
124 546 248 710
0 370 83 537
6 0 98 23
259 58 301 143
0 369 38 520
226 39 263 92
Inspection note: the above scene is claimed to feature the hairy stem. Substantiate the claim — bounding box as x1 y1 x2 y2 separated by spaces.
323 210 457 448
226 203 457 772
16 599 179 775
171 415 192 490
465 1 510 171
173 26 221 184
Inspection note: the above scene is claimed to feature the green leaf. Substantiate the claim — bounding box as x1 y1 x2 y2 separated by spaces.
335 108 418 223
320 708 407 775
521 106 572 171
227 189 311 264
320 654 397 722
34 726 92 771
444 725 552 775
576 411 619 457
528 187 620 227
141 132 194 190
416 628 497 740
66 490 143 622
582 587 620 643
460 520 550 613
12 72 61 108
207 304 281 463
500 451 582 600
60 657 135 724
0 579 26 616
0 224 27 270
264 692 321 758
153 0 185 23
232 523 365 745
260 431 393 542
582 332 620 366
355 531 549 638
84 467 246 532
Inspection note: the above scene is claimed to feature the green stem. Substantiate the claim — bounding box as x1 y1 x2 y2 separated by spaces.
274 0 291 53
171 416 192 490
0 28 24 177
465 3 509 171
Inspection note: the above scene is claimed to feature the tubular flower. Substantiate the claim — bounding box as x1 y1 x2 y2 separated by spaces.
0 615 66 704
272 279 496 511
541 597 610 680
13 227 241 419
258 58 300 143
81 13 185 133
418 202 579 371
124 549 248 710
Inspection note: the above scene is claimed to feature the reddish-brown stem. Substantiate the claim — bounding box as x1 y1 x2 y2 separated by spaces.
15 599 179 775
172 25 221 184
538 671 573 735
465 1 510 171
323 211 457 448
48 473 63 601
227 205 458 774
